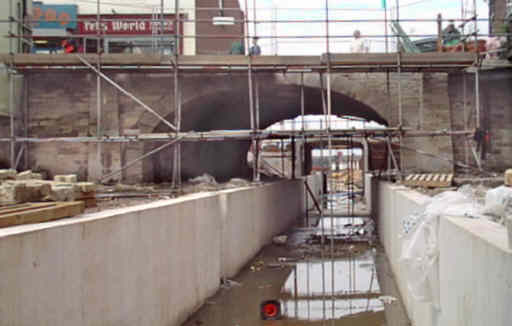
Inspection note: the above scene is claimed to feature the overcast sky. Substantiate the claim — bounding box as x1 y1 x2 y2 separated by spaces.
42 0 490 54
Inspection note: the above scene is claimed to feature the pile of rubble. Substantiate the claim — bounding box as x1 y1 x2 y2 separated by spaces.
0 169 97 207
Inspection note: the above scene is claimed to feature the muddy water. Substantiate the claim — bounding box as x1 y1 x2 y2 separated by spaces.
182 218 410 326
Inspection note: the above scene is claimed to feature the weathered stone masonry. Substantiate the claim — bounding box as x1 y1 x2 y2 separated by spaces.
4 69 512 182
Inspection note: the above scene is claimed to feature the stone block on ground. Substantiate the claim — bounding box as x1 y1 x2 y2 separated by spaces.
505 169 512 187
49 184 76 202
0 182 27 204
54 175 78 183
76 182 97 193
15 170 43 181
0 169 17 181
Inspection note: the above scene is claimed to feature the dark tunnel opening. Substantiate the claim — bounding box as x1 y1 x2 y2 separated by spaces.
146 75 389 183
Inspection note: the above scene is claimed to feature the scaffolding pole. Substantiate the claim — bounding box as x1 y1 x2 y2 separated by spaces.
96 0 103 179
9 73 15 169
255 77 261 181
23 74 28 170
8 0 14 169
173 0 182 189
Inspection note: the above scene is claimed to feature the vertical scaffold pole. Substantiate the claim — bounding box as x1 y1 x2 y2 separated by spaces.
255 77 261 182
9 0 13 55
160 0 165 55
325 1 335 323
96 0 102 180
23 75 29 170
396 0 404 177
473 0 480 130
245 0 257 181
173 0 182 188
8 0 14 168
9 73 15 169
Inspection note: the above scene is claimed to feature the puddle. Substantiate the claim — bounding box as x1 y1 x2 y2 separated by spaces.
182 217 410 326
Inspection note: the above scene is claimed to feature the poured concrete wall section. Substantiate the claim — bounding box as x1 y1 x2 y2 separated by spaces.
0 178 319 326
374 179 512 326
375 180 435 326
439 217 512 326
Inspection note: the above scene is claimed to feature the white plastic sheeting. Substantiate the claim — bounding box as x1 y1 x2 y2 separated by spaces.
400 190 484 310
483 186 512 220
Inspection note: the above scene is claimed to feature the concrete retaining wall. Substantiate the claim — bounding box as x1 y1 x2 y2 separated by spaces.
0 178 319 326
374 178 512 326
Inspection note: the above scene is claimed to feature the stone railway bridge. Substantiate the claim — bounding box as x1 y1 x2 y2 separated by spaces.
1 54 511 182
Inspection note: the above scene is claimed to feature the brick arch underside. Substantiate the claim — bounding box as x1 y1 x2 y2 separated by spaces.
146 74 389 182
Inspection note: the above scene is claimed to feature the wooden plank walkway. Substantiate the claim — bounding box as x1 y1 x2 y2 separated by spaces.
0 53 477 72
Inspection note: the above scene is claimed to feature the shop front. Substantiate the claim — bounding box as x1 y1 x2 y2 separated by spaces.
75 14 184 55
32 3 78 53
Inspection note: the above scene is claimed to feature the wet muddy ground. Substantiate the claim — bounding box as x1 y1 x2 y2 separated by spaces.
182 215 410 326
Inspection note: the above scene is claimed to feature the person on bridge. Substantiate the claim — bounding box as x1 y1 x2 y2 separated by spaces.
249 37 262 56
350 30 369 53
442 20 462 46
61 28 78 54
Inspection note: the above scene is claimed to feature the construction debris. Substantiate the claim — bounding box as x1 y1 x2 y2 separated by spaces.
378 296 398 305
225 178 252 188
272 235 288 245
189 174 217 185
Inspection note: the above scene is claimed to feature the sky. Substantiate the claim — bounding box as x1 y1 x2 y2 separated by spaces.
41 0 491 54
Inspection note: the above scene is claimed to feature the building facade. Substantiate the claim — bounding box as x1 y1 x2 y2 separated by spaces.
32 0 244 55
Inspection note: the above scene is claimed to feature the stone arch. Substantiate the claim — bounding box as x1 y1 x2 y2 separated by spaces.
279 72 398 126
143 73 390 182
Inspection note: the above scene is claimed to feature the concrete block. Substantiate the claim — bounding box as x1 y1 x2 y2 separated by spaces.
0 169 17 181
54 174 78 183
505 169 512 187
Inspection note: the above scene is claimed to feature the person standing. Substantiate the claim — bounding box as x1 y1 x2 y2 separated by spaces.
61 28 78 53
249 37 261 56
350 30 369 53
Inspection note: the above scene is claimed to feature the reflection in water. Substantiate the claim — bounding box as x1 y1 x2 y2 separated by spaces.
182 217 410 326
280 248 384 322
282 299 383 321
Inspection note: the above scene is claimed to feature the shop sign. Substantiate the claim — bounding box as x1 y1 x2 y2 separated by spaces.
77 14 180 35
33 4 78 29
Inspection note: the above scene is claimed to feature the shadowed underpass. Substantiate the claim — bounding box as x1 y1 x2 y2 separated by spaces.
150 75 388 182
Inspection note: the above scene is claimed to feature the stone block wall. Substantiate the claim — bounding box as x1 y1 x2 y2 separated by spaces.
3 69 511 183
449 70 512 172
